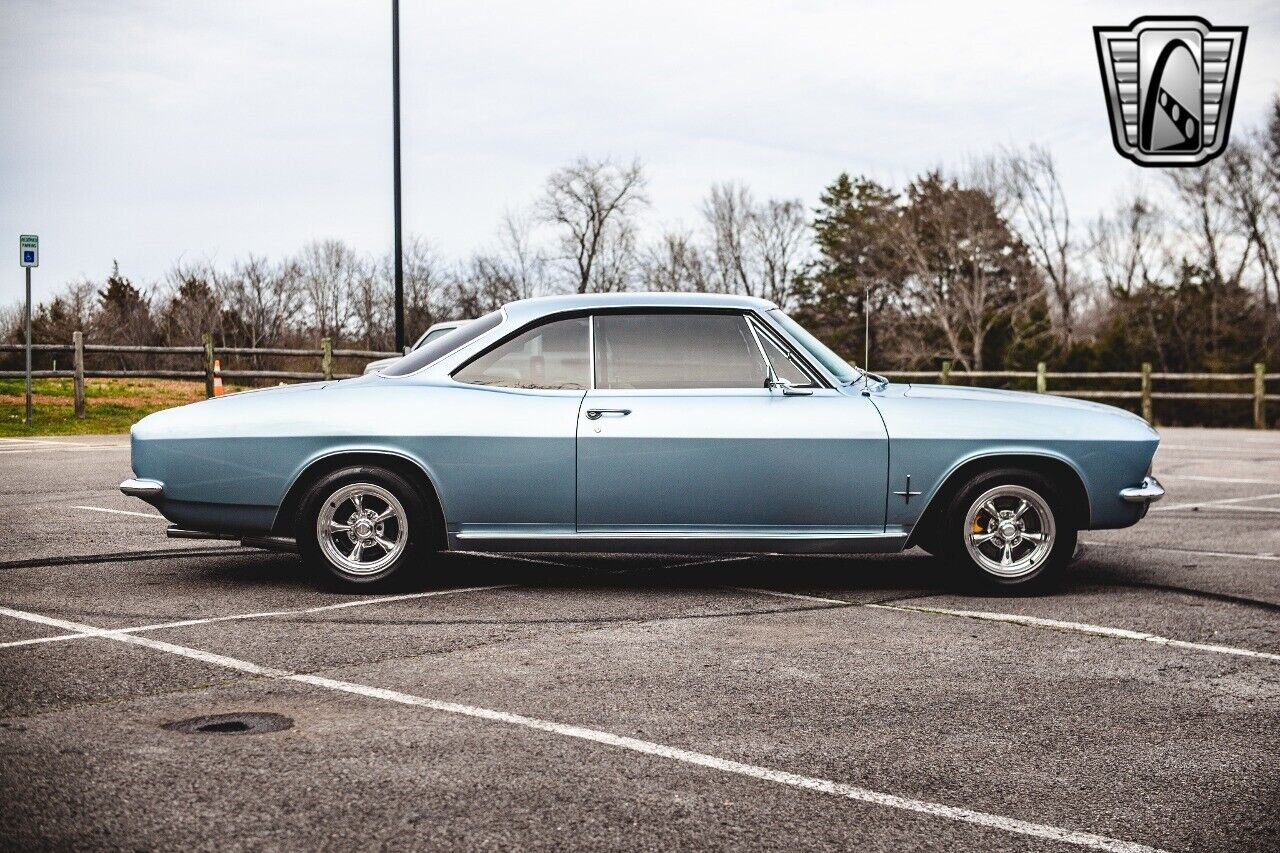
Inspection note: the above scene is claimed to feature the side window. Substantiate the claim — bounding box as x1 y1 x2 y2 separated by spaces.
454 317 590 390
753 324 817 387
594 313 768 390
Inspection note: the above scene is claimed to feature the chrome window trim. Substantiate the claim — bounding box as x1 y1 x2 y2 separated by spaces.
746 315 822 388
588 314 597 391
744 316 777 386
751 309 843 389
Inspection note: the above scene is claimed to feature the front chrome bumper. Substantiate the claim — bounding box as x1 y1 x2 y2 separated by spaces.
1120 475 1165 504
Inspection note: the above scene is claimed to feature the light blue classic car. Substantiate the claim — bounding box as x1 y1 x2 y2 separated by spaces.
121 293 1163 588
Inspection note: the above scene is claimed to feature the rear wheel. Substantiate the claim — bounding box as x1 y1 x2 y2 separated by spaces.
939 469 1077 587
298 466 430 586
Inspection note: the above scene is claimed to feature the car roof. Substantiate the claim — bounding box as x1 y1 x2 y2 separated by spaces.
501 292 776 324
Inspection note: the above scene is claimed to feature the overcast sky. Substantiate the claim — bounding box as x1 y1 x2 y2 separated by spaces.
3 0 1279 304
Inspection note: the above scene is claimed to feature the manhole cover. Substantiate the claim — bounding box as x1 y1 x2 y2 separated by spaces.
163 712 293 736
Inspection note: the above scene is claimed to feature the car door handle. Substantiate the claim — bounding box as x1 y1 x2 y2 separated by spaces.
585 408 631 420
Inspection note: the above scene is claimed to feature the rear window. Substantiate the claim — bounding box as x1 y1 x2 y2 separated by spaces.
381 311 503 376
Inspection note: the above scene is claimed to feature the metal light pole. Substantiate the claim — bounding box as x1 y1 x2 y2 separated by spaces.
19 235 38 426
391 0 406 352
24 265 32 425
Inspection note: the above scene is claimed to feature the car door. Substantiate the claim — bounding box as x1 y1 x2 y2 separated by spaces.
441 315 589 538
576 310 888 536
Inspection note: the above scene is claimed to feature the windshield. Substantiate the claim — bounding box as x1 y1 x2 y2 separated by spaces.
767 308 860 384
382 311 502 377
414 325 460 349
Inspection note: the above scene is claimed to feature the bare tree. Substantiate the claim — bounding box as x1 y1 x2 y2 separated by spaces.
703 182 756 295
397 236 452 337
1089 190 1165 296
224 255 301 362
751 198 808 307
351 256 389 350
158 259 223 345
538 157 648 293
1167 161 1254 360
1222 136 1280 345
1002 145 1078 345
298 239 358 339
497 210 549 301
640 228 711 292
1167 161 1250 289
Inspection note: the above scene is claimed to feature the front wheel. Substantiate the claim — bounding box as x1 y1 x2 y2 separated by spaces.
297 466 430 586
940 469 1077 587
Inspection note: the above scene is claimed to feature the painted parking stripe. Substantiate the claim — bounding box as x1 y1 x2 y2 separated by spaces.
868 603 1280 663
0 584 514 649
0 604 1166 853
72 505 165 520
1081 541 1280 562
1158 474 1280 485
1151 491 1280 513
1158 444 1280 454
733 588 1280 663
1157 504 1280 515
0 444 126 454
0 438 92 447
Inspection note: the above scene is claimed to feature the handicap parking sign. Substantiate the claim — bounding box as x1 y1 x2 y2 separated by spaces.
19 235 38 268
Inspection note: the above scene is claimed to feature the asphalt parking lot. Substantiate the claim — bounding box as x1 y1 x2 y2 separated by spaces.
1 428 1278 852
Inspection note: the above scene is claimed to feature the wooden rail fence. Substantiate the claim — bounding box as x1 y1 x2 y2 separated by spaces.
1 337 1275 428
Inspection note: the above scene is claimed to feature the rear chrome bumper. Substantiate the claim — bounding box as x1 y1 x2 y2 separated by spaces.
119 478 164 498
1120 475 1165 504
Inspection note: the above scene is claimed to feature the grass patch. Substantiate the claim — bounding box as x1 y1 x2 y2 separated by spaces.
0 378 239 436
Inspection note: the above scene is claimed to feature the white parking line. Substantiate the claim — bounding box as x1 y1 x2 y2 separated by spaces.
1160 504 1280 515
0 584 514 649
72 505 165 520
868 603 1280 663
0 438 92 447
1158 444 1280 454
1158 474 1280 485
0 603 1166 853
732 588 1280 663
0 446 128 454
1151 491 1280 513
1081 541 1280 562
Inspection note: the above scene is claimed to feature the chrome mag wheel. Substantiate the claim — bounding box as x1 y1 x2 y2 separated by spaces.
963 485 1056 579
315 482 408 576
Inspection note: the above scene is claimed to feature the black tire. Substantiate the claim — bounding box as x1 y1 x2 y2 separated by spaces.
297 465 433 586
937 468 1077 588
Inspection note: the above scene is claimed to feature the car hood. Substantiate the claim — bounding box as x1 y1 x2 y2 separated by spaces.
901 383 1144 419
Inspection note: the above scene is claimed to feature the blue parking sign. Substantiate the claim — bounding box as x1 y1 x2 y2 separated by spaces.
19 234 38 267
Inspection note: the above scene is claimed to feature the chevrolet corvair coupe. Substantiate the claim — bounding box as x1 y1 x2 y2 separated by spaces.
121 293 1163 587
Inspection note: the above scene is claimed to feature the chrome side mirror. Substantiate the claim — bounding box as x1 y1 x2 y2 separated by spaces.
768 377 813 396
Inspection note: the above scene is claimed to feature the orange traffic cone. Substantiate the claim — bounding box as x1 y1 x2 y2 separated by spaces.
213 359 225 396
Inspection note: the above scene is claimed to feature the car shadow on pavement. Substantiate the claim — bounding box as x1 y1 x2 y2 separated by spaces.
166 545 1195 605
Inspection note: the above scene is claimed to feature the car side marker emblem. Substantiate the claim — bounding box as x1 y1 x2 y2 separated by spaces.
894 475 923 504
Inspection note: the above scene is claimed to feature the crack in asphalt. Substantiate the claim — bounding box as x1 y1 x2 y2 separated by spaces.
1101 581 1280 615
0 548 249 571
